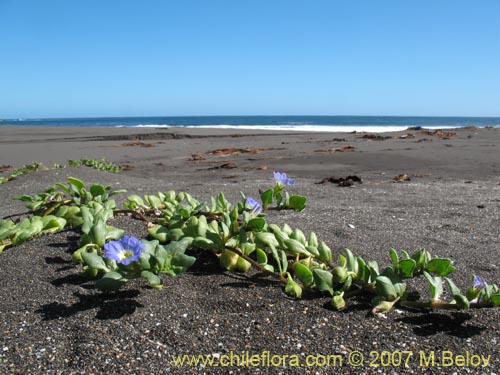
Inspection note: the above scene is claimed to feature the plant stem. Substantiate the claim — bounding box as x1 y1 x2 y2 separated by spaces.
43 200 73 216
225 246 288 284
114 209 152 224
2 211 32 220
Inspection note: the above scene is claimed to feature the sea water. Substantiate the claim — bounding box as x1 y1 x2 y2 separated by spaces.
1 116 499 133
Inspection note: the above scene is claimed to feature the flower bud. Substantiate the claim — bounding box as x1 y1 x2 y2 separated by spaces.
331 266 348 284
331 293 346 310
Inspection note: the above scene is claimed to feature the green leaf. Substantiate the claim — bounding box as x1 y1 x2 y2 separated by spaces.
165 238 190 255
427 258 455 276
466 286 480 301
15 195 33 202
148 225 169 242
28 217 45 235
270 228 289 248
171 253 196 274
80 206 93 234
167 228 185 241
256 248 268 265
105 226 125 241
312 269 334 295
90 220 107 247
288 195 307 212
331 266 348 284
259 189 273 209
371 299 398 314
81 251 110 272
90 184 106 197
444 277 461 297
367 260 379 276
294 263 314 287
445 278 469 309
138 252 152 270
423 271 443 301
13 230 32 245
275 192 283 207
40 216 67 233
339 275 352 292
192 236 215 250
491 294 500 307
357 257 368 283
141 239 159 254
236 256 252 272
269 245 281 274
219 249 239 271
398 259 416 278
280 250 288 274
146 195 162 208
339 255 347 268
96 271 127 291
55 182 72 195
292 229 307 245
380 268 406 297
284 239 310 256
345 248 357 274
305 245 319 257
221 222 230 239
205 232 224 250
247 218 266 231
67 177 85 195
281 223 293 235
263 264 274 273
255 232 279 248
318 241 332 263
285 273 302 298
454 294 470 309
141 270 162 288
389 248 398 268
375 276 398 301
126 194 145 208
308 232 318 247
411 249 426 271
239 241 255 255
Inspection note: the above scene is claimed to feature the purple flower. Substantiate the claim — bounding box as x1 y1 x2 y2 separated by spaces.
273 172 295 186
473 275 486 290
245 197 262 215
104 235 144 265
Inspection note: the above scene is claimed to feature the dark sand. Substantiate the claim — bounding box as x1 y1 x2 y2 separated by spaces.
0 126 499 374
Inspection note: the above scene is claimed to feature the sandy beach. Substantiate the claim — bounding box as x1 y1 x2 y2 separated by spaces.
0 126 499 374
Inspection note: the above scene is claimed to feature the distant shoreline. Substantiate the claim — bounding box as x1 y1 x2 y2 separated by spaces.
1 115 499 131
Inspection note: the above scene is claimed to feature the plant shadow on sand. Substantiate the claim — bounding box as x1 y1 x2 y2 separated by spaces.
396 312 485 338
36 290 143 321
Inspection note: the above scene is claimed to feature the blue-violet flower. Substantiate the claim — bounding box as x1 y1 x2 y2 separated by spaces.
473 275 486 291
273 171 295 186
245 197 262 215
104 235 144 265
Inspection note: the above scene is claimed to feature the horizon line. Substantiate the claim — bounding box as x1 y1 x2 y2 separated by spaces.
2 114 500 121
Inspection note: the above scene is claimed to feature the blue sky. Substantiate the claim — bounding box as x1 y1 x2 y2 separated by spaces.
1 0 499 118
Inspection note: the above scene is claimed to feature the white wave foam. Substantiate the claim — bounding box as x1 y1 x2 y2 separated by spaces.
125 124 460 133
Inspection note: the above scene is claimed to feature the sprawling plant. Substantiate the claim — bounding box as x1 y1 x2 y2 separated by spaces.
0 161 48 185
68 158 122 173
0 159 122 186
1 172 499 316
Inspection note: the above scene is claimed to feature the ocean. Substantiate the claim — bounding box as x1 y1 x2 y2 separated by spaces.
1 116 499 133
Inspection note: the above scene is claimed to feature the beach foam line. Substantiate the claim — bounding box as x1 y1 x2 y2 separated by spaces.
129 124 461 133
